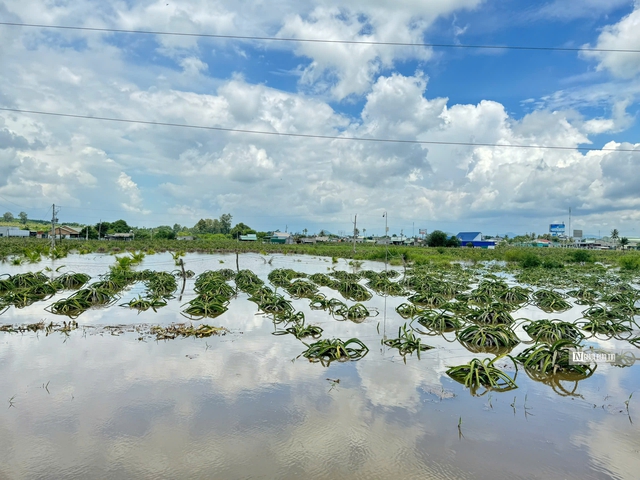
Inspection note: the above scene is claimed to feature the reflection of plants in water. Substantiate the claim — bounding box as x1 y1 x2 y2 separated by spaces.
515 340 596 377
523 319 584 343
383 323 434 359
446 356 518 395
300 338 369 365
521 367 588 398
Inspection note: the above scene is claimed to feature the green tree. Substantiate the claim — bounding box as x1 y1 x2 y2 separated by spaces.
95 221 111 238
109 219 131 233
427 230 448 247
446 236 461 247
18 212 28 224
219 214 233 234
153 227 176 239
194 217 230 234
611 229 619 248
619 237 629 249
79 226 98 239
2 212 14 222
230 222 254 239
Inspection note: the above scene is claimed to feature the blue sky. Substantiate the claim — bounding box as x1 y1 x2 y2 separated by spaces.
1 0 640 238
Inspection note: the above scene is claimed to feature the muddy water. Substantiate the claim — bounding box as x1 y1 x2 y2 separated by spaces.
1 253 639 479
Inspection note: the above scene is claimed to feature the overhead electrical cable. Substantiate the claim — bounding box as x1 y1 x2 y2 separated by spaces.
1 107 639 153
1 21 639 54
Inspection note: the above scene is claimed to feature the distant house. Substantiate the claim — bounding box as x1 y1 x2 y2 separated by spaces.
0 227 30 238
239 234 257 241
533 239 552 247
315 236 329 243
390 236 407 245
177 235 195 241
456 232 496 249
269 232 294 244
105 233 134 241
52 226 80 239
298 237 316 244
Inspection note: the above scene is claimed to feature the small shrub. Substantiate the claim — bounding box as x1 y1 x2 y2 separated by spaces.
504 249 525 263
521 252 541 269
542 258 564 269
619 256 640 271
570 250 593 263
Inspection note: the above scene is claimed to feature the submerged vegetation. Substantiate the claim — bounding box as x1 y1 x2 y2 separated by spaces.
300 338 369 365
1 241 638 396
446 356 518 395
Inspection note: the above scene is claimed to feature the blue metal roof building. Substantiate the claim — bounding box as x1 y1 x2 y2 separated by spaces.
456 232 482 243
456 232 496 249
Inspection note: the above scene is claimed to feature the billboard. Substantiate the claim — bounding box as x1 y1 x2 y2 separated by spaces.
573 229 583 238
419 229 427 235
549 223 565 235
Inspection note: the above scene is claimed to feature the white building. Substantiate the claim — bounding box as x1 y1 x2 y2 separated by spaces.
0 227 30 238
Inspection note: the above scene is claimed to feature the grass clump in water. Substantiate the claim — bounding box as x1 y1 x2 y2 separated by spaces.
457 324 520 352
446 356 518 395
383 323 434 358
301 338 369 365
523 319 584 343
515 339 596 377
150 323 227 340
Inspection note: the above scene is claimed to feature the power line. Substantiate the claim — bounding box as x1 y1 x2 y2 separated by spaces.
1 21 639 54
2 107 639 153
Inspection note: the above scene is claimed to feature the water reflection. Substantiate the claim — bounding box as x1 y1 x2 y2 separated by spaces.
0 329 638 479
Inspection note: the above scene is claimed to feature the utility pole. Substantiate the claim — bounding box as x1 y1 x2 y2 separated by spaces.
352 214 357 254
50 204 58 251
383 211 388 273
86 224 89 241
98 219 102 240
569 207 572 245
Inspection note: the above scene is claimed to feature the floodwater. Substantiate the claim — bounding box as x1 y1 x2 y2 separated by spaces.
1 253 639 479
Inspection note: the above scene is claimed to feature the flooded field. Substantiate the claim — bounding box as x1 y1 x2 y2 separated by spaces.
1 252 639 479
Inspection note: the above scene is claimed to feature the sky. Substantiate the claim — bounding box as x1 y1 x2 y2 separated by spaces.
1 0 640 238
